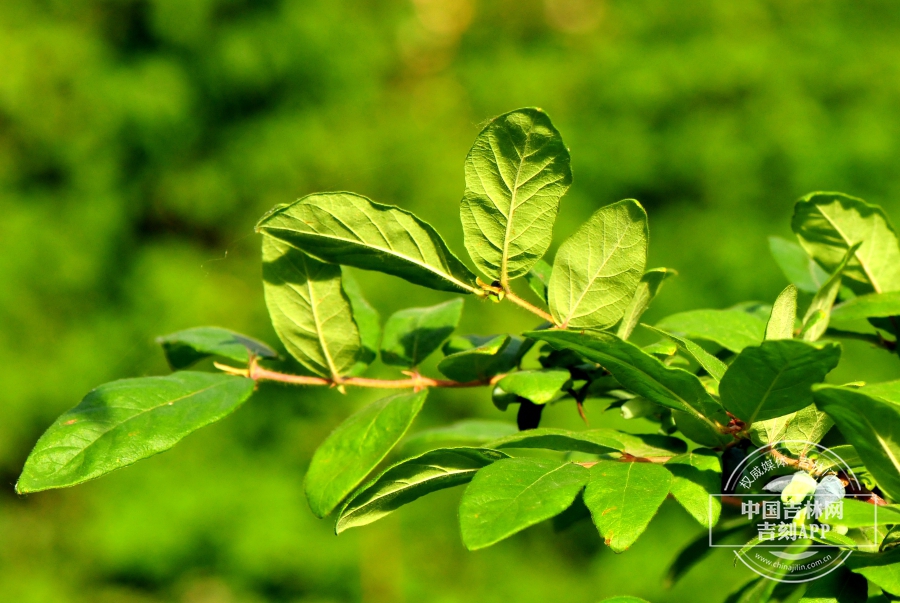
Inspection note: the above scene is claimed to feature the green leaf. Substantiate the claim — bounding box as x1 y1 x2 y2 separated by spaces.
485 427 624 455
846 546 900 595
548 199 648 329
655 309 766 353
437 335 523 382
813 385 900 501
792 192 900 294
665 449 722 528
341 272 381 376
719 340 841 424
526 258 553 302
862 380 900 404
831 292 900 323
599 598 651 603
459 108 572 285
16 373 255 493
304 390 428 518
496 369 570 405
257 192 480 294
583 460 672 552
380 299 464 368
641 324 728 381
798 567 868 603
665 519 751 586
819 499 900 529
400 420 518 454
262 236 361 379
802 244 858 342
526 330 728 439
459 457 589 550
766 284 798 340
610 432 687 457
769 235 829 294
156 326 278 370
335 447 508 534
616 268 675 340
747 404 833 455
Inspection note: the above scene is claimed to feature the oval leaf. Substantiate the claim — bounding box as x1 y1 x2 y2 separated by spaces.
616 268 675 340
765 284 797 340
813 385 900 501
305 390 428 518
830 291 900 322
485 427 625 455
460 108 572 285
769 235 829 294
156 326 277 370
17 372 255 493
792 192 900 294
548 199 648 329
342 272 381 376
400 420 518 454
262 236 361 379
438 335 525 382
719 340 841 424
459 457 589 550
258 192 480 294
496 369 570 405
381 299 464 368
583 460 672 552
655 309 766 353
336 447 508 534
666 449 722 528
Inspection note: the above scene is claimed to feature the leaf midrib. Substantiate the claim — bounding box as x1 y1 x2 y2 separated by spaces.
818 206 882 293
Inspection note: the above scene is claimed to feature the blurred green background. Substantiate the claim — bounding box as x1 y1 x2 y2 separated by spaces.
3 0 900 601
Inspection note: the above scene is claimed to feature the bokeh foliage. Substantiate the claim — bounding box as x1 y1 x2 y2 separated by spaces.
3 0 900 601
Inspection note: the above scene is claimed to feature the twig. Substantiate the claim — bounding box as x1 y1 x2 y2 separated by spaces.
503 289 557 324
216 361 504 391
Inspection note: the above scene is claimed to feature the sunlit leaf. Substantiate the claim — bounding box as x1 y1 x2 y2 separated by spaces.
437 335 524 382
304 390 428 518
548 199 648 329
496 369 570 404
792 191 900 294
485 427 624 455
747 404 833 455
342 272 381 376
262 236 361 379
830 291 900 323
845 546 900 596
583 460 672 552
17 373 255 493
801 244 857 342
769 235 829 294
617 268 675 340
258 192 480 293
460 108 572 285
765 284 797 340
526 258 553 302
459 458 589 550
665 449 722 528
642 324 727 381
400 420 518 454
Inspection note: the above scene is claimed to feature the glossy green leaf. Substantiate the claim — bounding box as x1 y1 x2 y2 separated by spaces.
526 258 553 302
655 308 766 353
584 460 672 552
401 420 518 454
798 567 868 603
16 373 255 493
830 292 900 323
611 432 687 457
845 546 900 595
719 340 841 424
747 404 833 455
769 235 829 294
766 284 797 340
802 244 857 342
342 272 381 376
257 192 480 294
496 369 570 404
617 268 675 340
335 447 508 534
642 324 728 381
792 192 900 294
459 457 589 550
526 330 728 438
460 108 572 284
813 385 900 501
548 199 648 329
156 326 277 370
380 299 464 368
438 335 522 382
665 449 722 528
304 390 428 518
262 236 361 379
862 380 900 404
485 427 624 455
